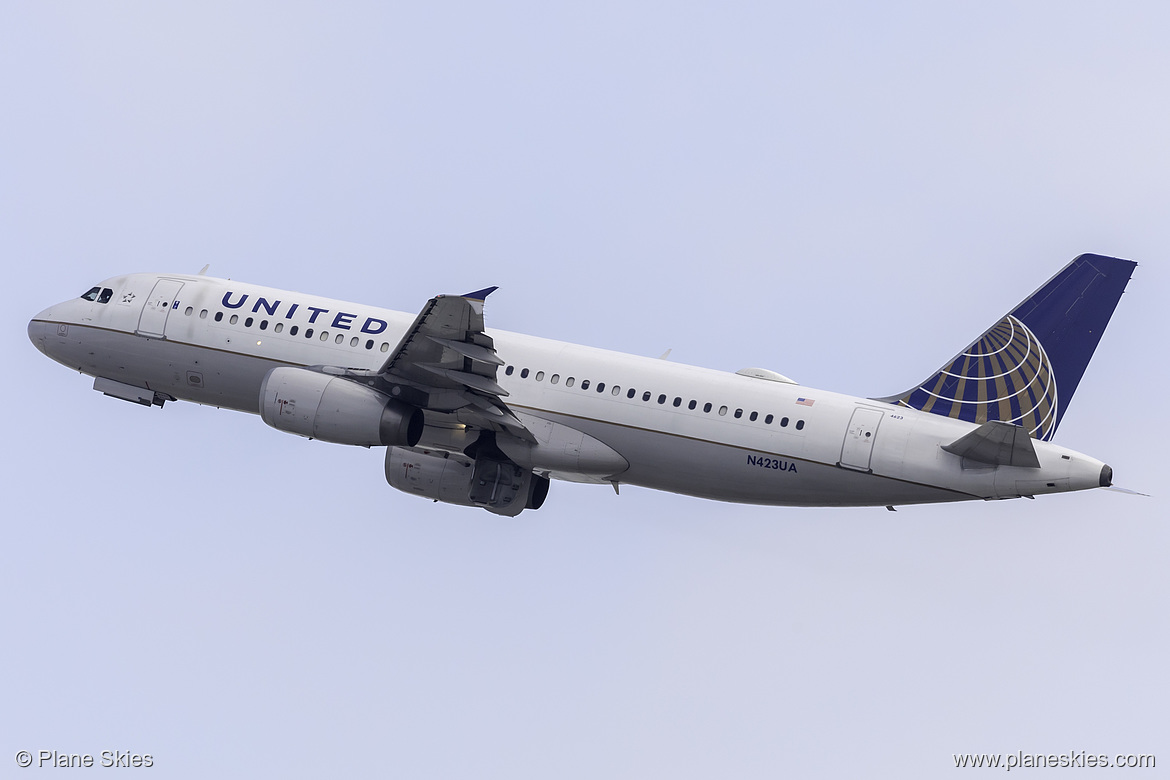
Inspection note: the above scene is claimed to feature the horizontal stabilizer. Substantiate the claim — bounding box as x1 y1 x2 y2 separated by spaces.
1104 485 1150 497
941 421 1041 468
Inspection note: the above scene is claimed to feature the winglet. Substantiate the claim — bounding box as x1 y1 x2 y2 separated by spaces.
461 286 498 301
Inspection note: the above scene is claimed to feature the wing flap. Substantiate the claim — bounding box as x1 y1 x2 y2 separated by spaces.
374 290 535 443
414 364 510 397
426 335 505 366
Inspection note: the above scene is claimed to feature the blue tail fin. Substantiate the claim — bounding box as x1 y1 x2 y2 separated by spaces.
880 254 1136 440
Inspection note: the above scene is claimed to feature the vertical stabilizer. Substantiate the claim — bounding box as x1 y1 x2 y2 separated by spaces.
880 254 1136 440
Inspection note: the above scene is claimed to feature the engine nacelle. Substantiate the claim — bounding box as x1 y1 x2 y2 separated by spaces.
260 367 423 447
386 446 549 516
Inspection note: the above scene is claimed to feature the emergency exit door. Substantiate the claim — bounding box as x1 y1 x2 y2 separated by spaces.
839 407 884 472
136 279 184 339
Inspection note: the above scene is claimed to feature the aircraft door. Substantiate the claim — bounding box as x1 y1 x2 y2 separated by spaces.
839 407 884 472
136 279 185 339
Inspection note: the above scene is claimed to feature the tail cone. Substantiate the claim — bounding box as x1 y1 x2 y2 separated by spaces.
1099 464 1113 488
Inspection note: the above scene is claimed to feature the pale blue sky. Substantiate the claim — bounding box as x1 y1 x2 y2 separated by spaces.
2 2 1166 778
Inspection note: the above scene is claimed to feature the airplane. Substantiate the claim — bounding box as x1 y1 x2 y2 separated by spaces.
27 253 1135 515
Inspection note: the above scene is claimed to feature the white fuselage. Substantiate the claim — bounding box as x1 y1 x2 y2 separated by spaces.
28 272 1110 507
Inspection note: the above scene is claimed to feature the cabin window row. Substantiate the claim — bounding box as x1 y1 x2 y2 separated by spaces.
197 308 392 352
503 365 807 430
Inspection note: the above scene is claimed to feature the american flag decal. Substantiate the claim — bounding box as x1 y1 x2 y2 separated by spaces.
796 397 814 407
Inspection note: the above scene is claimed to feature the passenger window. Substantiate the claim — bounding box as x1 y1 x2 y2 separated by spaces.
214 312 223 322
80 286 101 301
642 391 651 401
719 405 728 416
551 374 560 384
245 317 253 327
521 368 529 378
365 340 374 350
796 420 805 431
734 409 743 419
230 314 239 325
780 417 789 427
658 394 666 404
535 371 545 381
350 336 359 346
260 321 269 331
566 377 575 387
596 382 604 393
274 323 283 333
200 309 208 319
704 403 712 413
750 411 758 421
765 414 773 424
185 306 193 316
673 397 682 407
320 331 329 341
688 400 697 410
505 366 514 376
627 388 636 399
305 328 314 338
380 342 389 352
581 380 590 390
335 334 344 344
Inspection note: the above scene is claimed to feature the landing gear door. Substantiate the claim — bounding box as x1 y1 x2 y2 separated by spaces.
137 279 184 339
839 407 884 472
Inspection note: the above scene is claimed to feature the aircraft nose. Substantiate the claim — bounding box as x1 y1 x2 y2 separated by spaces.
28 305 59 354
28 319 47 354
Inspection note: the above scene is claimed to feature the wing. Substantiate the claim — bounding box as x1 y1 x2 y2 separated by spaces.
363 287 535 443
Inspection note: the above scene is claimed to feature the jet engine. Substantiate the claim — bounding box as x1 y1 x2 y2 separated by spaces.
260 367 423 447
385 446 549 516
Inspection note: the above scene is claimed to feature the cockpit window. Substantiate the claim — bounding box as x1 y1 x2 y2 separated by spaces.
97 288 113 304
80 286 101 301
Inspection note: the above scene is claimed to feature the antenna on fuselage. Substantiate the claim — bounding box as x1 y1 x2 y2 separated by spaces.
197 264 210 276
